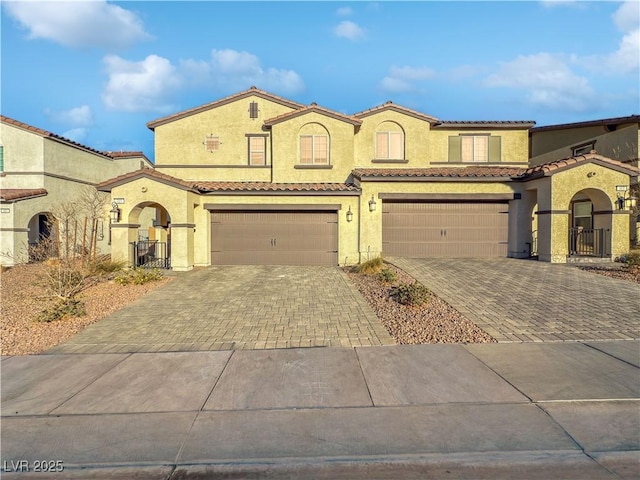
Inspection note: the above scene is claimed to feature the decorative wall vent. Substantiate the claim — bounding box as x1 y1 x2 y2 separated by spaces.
204 135 220 152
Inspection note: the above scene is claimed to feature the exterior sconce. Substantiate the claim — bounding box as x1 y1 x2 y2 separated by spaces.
368 195 377 212
346 206 353 222
616 186 637 210
110 202 121 223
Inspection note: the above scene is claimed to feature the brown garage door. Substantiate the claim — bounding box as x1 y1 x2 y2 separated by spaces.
211 211 338 265
382 202 509 257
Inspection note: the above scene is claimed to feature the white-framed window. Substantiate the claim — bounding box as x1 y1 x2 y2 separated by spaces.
375 131 404 160
572 142 595 156
448 135 501 163
204 135 220 152
248 136 266 165
300 135 328 165
573 201 593 229
461 135 489 162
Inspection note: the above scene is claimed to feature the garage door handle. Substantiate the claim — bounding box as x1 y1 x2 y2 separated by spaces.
274 238 277 247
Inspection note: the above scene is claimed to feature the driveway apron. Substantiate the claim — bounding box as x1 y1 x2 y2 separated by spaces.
47 266 394 354
390 257 639 343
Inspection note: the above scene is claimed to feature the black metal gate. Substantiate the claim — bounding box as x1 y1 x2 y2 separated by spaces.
130 240 170 269
569 228 605 257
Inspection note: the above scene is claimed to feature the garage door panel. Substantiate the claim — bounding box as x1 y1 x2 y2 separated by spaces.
211 211 338 266
382 202 509 258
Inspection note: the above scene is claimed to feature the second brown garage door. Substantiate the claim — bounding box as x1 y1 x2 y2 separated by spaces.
211 211 338 265
382 202 509 257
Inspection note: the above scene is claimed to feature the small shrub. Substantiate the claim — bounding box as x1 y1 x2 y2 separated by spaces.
625 252 640 268
392 282 431 306
114 268 163 286
87 255 127 277
37 298 86 322
45 261 85 300
377 268 397 283
354 257 384 275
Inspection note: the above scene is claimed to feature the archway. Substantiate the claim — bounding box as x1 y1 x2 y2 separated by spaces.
568 188 613 258
127 202 172 269
27 212 57 261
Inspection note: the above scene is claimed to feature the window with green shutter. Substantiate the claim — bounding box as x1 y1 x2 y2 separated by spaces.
448 135 501 163
0 145 4 172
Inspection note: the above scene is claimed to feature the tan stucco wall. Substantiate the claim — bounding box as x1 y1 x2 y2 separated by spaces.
354 111 431 167
429 129 529 164
530 124 639 166
153 94 296 174
270 113 356 184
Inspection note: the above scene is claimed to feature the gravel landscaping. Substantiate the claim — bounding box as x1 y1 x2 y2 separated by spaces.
1 263 171 356
576 264 640 284
345 262 496 345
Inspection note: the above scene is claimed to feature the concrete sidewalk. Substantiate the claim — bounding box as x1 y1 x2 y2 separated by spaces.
2 341 639 479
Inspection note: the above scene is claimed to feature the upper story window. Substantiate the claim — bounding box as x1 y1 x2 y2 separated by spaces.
248 135 266 165
300 135 328 164
448 135 501 163
572 141 595 156
376 132 404 160
204 135 220 152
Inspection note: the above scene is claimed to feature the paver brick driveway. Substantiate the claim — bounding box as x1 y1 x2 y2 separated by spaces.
47 266 394 354
390 257 639 343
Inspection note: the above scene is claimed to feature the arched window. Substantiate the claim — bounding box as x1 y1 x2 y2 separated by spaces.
375 122 404 160
299 123 330 165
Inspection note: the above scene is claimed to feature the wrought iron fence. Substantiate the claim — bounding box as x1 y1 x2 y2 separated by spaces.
569 228 605 257
130 240 170 269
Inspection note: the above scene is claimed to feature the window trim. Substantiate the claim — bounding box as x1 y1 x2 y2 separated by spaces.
299 134 330 165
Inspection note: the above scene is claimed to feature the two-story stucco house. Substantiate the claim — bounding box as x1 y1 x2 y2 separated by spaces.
96 87 640 271
0 116 154 266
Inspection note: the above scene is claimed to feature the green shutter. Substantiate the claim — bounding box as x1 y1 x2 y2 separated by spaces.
0 145 4 172
448 136 461 162
488 136 501 163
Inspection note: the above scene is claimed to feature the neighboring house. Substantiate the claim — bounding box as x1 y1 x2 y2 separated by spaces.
96 87 640 271
530 115 640 167
0 116 154 266
530 115 640 244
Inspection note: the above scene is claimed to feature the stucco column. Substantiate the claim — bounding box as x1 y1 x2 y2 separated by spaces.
0 228 29 266
612 211 631 257
109 223 139 266
170 223 195 271
537 210 570 263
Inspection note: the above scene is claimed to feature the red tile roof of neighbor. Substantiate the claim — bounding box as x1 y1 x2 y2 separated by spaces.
195 182 361 193
0 188 48 202
530 115 640 133
352 167 527 179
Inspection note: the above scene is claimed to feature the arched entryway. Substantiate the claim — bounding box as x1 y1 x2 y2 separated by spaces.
127 202 172 269
568 188 613 258
27 212 57 261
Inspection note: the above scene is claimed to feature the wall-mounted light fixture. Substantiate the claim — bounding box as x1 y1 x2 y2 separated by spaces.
346 206 353 222
616 185 637 210
110 202 121 223
368 195 377 212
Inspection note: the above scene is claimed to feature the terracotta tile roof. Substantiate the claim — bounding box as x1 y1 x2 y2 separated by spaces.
0 188 48 203
195 181 361 193
1 115 109 157
353 101 439 123
95 168 197 192
264 103 362 127
104 151 145 158
147 86 305 129
352 167 526 179
518 152 640 179
433 120 536 129
530 115 640 133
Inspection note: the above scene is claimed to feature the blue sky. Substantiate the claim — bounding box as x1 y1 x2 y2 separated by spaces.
2 1 638 161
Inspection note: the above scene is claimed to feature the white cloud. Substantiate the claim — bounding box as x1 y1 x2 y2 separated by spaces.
485 53 596 112
45 105 93 126
102 55 182 113
102 49 305 113
613 0 639 33
336 7 353 16
380 65 436 93
334 21 365 41
62 128 88 142
3 0 151 49
606 29 640 73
